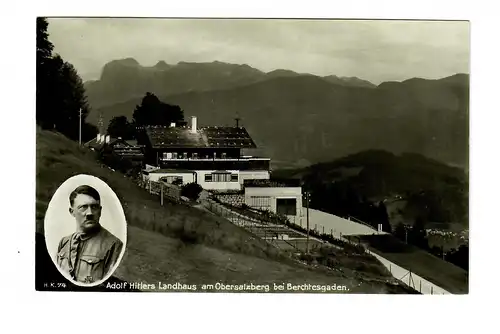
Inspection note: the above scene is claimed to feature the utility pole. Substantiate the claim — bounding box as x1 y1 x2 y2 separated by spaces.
79 108 82 146
306 191 310 254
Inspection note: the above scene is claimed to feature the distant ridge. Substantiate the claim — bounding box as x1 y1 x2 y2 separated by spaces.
85 59 378 108
87 66 468 168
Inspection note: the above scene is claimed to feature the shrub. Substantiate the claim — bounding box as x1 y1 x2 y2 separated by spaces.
181 182 203 201
172 178 183 186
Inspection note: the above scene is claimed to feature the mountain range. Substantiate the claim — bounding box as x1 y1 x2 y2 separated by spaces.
84 59 469 169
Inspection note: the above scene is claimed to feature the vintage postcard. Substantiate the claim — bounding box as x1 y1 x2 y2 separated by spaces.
35 17 469 294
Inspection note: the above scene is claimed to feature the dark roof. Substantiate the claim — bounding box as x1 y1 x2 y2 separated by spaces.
149 169 196 174
143 126 257 149
86 138 104 150
86 137 144 151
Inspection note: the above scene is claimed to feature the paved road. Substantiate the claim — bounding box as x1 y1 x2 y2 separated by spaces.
305 209 385 237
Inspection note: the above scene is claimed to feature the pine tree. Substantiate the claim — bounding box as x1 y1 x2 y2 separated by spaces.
108 116 134 139
36 17 97 141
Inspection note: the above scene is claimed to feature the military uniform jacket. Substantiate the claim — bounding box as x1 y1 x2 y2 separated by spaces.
56 226 123 284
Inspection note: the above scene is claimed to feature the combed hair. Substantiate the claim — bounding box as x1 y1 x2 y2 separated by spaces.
69 185 101 206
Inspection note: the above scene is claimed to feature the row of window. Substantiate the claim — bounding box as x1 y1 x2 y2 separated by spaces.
205 173 239 182
250 196 271 208
163 152 229 159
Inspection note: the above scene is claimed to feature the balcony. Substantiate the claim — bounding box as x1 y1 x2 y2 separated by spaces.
244 178 302 188
159 157 270 171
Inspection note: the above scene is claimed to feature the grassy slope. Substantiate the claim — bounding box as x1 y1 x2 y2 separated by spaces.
350 234 468 294
36 128 415 293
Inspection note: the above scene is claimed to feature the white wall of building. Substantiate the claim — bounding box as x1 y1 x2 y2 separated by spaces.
145 171 196 184
238 170 270 185
195 170 241 191
244 187 303 219
143 169 271 191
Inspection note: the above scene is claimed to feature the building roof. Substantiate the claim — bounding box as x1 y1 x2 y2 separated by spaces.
86 136 144 149
146 169 196 174
143 126 257 149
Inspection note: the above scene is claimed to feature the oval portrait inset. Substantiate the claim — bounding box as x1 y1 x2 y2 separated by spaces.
44 174 127 287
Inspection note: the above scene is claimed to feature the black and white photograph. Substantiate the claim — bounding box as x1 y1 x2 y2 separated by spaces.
43 174 127 286
35 17 469 294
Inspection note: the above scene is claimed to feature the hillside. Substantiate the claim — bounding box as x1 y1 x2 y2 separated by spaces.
35 128 415 293
88 70 468 168
272 150 468 228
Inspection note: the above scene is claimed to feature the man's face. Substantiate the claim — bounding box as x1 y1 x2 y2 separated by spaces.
69 194 102 232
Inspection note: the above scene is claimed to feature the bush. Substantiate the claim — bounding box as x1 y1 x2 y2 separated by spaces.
181 182 203 201
172 178 183 186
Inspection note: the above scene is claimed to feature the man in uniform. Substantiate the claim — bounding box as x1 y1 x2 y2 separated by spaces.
56 185 123 284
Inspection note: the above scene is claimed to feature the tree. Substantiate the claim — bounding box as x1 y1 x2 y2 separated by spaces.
394 223 407 242
445 245 469 271
36 18 93 141
133 92 184 126
409 216 429 250
36 18 53 68
36 17 55 129
377 201 392 233
52 58 91 140
181 183 203 201
107 116 134 139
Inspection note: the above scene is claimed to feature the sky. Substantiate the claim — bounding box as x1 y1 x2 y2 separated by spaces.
47 18 469 85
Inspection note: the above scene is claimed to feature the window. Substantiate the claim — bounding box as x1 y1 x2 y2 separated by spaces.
221 152 227 159
231 174 238 182
172 152 178 159
192 153 198 159
250 196 271 209
183 152 188 159
160 176 183 184
205 174 213 182
212 173 231 182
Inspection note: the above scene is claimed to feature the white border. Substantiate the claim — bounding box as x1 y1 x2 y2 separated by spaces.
3 0 499 333
44 174 127 287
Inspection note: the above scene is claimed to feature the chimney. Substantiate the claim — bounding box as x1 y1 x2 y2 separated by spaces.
105 135 110 144
170 122 176 128
98 134 103 143
191 116 197 133
96 134 100 142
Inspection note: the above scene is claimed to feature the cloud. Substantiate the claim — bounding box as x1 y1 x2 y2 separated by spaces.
47 18 469 84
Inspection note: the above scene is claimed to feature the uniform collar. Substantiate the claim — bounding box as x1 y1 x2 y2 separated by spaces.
75 224 102 241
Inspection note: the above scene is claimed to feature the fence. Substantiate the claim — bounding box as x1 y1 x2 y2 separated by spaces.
136 181 449 294
140 179 182 204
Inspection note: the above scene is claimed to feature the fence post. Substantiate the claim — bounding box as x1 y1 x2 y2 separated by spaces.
160 183 164 206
